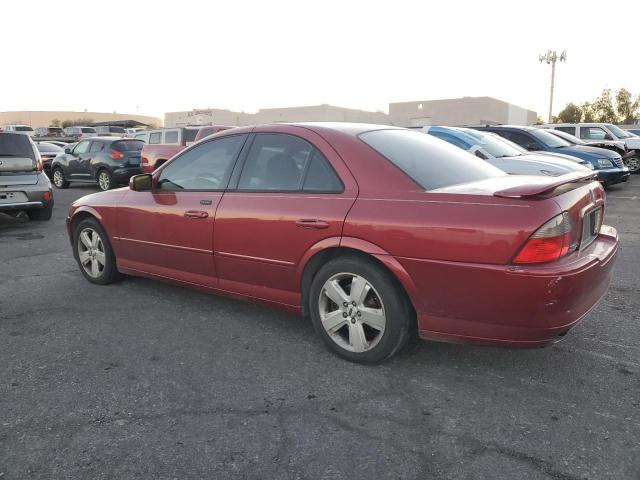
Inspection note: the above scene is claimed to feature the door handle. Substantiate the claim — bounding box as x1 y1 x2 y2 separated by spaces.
184 210 209 219
295 219 329 229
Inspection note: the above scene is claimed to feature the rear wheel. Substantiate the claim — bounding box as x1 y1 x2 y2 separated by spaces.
73 218 120 285
27 201 53 221
97 170 112 191
52 168 69 189
309 256 414 364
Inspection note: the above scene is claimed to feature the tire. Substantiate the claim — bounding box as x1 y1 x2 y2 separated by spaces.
27 200 53 221
309 255 414 364
73 217 120 285
52 168 69 189
625 155 640 174
97 170 112 191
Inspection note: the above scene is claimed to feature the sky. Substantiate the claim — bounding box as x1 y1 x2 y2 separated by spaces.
2 0 640 120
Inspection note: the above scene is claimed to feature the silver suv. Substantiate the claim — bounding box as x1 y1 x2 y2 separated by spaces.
0 133 54 220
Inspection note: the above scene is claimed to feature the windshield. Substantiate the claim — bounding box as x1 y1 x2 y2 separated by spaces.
360 129 504 190
547 129 584 145
457 128 524 157
606 124 632 138
529 129 571 148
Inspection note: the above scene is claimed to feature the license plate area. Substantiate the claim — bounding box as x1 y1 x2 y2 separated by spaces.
128 156 140 165
580 206 602 249
0 191 28 204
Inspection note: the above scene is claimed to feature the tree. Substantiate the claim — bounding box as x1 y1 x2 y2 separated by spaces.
591 89 617 123
50 118 61 127
581 102 595 122
557 102 582 123
535 115 546 125
61 117 94 128
616 88 639 124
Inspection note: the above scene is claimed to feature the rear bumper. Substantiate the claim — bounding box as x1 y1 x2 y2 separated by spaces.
0 201 45 211
400 225 619 347
111 167 141 184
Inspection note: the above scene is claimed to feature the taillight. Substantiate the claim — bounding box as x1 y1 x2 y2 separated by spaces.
42 191 52 201
110 149 124 160
513 212 573 264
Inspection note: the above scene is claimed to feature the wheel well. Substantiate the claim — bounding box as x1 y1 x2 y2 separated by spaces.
300 247 414 318
71 211 100 237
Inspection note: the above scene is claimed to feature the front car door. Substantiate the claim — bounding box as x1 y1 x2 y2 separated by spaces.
67 140 92 178
213 126 358 307
116 134 247 287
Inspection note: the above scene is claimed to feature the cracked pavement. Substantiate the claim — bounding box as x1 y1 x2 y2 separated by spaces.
1 181 639 479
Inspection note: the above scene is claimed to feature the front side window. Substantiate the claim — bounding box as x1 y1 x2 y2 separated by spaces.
238 133 341 192
73 141 91 154
360 129 502 190
89 141 104 153
498 131 540 151
579 127 607 140
157 135 244 191
148 132 161 144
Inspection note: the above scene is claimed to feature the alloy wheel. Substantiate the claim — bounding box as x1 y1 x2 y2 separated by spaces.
77 227 106 278
98 171 110 191
53 170 64 187
626 156 640 174
318 272 386 353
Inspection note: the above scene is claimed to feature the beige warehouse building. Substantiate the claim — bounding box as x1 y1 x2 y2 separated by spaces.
165 97 536 128
0 111 163 128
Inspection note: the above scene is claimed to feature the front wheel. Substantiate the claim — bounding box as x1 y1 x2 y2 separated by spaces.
309 256 414 364
625 155 640 174
52 168 69 189
73 218 120 285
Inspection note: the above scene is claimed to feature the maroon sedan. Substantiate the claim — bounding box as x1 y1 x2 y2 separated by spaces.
66 123 618 363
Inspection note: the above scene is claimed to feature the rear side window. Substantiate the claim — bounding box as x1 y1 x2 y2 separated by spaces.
89 142 104 152
164 131 179 144
113 140 143 152
149 132 161 144
184 129 199 143
238 133 341 192
0 133 36 160
359 129 502 190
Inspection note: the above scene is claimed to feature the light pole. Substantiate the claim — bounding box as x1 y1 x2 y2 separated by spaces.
539 50 566 123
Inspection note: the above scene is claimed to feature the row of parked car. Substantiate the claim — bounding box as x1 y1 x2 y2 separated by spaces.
0 124 145 140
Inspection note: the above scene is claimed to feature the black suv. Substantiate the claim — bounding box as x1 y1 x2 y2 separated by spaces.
51 137 143 191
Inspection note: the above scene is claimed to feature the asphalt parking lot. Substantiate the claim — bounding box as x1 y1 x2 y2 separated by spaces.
1 181 639 480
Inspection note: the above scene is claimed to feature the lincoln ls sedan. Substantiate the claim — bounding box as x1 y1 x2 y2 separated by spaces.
66 123 618 363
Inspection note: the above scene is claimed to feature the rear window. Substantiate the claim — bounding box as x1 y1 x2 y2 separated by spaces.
16 126 34 132
0 133 36 160
81 127 96 133
184 129 199 142
37 143 63 153
108 126 125 134
359 129 503 190
113 140 144 152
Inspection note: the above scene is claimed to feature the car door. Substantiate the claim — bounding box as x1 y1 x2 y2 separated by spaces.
116 134 247 287
213 127 358 307
84 140 105 177
67 140 92 178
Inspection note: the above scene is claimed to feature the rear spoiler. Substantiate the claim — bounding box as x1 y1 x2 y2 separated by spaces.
494 171 598 198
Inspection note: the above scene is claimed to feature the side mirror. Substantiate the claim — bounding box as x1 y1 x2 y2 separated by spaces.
129 173 153 191
64 147 71 154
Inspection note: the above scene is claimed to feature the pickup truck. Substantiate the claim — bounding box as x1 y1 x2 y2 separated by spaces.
140 125 233 173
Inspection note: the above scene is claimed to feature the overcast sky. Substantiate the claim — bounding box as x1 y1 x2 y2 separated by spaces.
2 0 639 119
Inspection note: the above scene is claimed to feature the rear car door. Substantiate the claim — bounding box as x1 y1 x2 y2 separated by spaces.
213 127 358 306
116 134 247 287
84 140 105 176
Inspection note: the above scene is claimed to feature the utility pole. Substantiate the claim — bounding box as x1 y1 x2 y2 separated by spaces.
539 50 566 123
